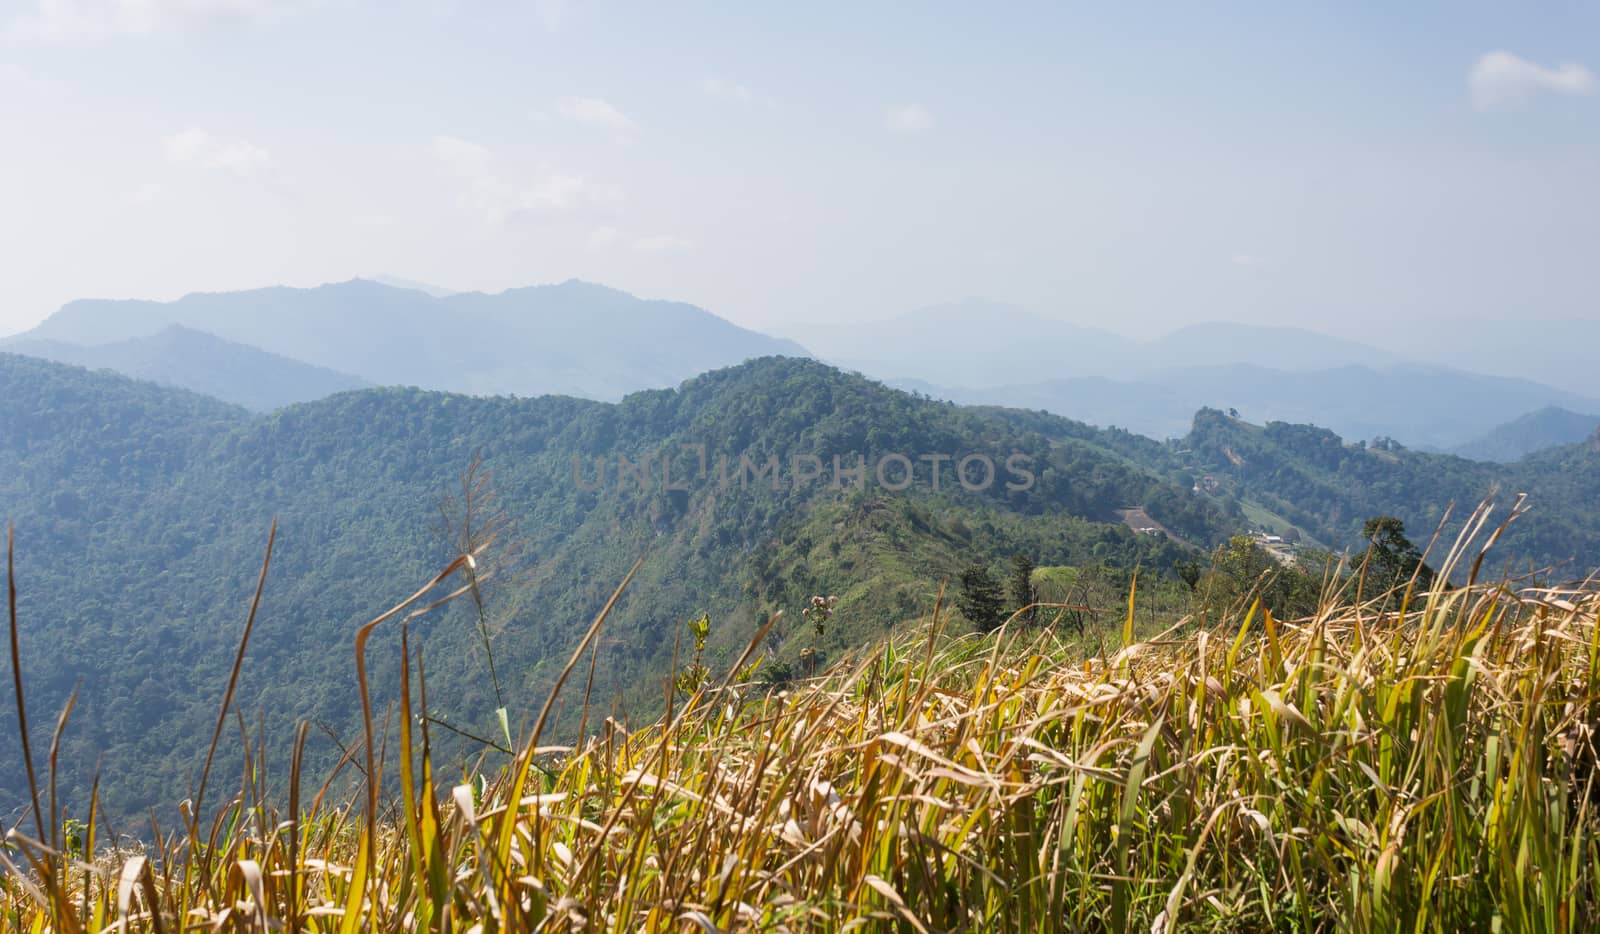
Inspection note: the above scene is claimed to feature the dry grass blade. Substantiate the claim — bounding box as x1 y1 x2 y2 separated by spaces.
7 523 46 845
352 545 484 903
191 518 276 854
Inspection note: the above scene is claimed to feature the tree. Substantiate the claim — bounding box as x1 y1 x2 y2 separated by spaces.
958 563 1007 632
1360 516 1435 596
1197 535 1322 621
1008 554 1037 624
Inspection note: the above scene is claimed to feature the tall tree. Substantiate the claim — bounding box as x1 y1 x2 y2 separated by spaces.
958 563 1007 632
1360 516 1435 595
1008 553 1037 624
1197 535 1323 620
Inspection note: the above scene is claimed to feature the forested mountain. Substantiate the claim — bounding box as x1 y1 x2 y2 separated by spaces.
0 353 1230 826
1449 406 1600 462
7 279 808 401
9 346 1600 830
1179 407 1600 578
3 325 370 410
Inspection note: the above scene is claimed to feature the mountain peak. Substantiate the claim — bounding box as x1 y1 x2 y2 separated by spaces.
368 275 460 298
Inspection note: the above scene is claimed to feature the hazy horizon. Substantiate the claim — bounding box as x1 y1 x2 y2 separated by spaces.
12 274 1600 356
4 2 1599 344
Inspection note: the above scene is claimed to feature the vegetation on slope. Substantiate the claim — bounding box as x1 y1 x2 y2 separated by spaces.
5 502 1599 930
0 354 1234 825
1182 407 1600 577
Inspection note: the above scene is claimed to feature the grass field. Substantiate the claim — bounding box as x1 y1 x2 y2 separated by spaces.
5 506 1600 930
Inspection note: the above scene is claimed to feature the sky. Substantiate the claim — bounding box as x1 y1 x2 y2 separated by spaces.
0 1 1597 341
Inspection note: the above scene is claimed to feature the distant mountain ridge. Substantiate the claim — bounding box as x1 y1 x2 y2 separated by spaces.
14 282 1595 454
897 363 1600 451
1383 317 1600 398
1449 406 1600 463
369 274 460 298
1138 323 1405 373
10 278 810 402
799 304 1406 387
800 300 1133 387
806 302 1596 452
3 325 370 411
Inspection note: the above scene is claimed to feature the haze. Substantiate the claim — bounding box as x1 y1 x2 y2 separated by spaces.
2 1 1598 345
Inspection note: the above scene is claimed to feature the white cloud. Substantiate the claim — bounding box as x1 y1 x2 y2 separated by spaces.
1469 50 1596 111
1231 253 1262 267
701 77 753 103
431 135 493 176
886 103 934 132
633 234 693 253
8 0 295 41
431 134 624 223
163 127 272 178
587 225 620 249
557 96 638 137
524 174 608 211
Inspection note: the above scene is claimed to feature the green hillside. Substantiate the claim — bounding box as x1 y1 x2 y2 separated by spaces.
12 353 1600 829
0 353 1233 824
1180 407 1600 578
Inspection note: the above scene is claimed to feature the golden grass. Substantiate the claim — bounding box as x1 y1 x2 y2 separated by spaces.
6 504 1600 930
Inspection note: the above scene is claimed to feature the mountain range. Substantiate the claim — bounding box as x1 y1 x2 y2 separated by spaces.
1385 317 1600 399
798 301 1599 450
795 301 1406 386
4 278 806 402
900 363 1600 450
6 283 1596 459
0 352 1217 824
3 324 370 411
5 350 1600 826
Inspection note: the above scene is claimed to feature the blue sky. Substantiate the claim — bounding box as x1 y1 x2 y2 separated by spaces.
1 1 1597 339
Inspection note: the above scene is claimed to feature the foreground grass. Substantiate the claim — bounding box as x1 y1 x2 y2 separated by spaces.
6 520 1600 930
